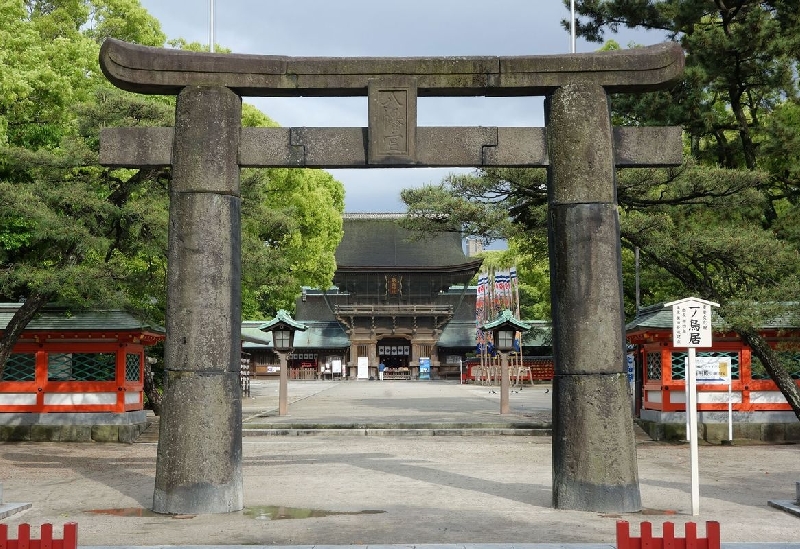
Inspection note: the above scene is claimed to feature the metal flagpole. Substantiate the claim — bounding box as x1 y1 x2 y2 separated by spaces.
209 0 215 53
570 0 576 53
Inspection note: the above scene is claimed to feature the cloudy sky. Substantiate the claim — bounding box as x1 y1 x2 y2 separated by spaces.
137 0 664 212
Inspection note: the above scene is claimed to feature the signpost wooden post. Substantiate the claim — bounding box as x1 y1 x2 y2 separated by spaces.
664 297 719 516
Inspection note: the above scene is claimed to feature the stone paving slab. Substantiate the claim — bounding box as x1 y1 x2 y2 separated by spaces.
768 500 800 518
0 502 32 519
241 380 553 427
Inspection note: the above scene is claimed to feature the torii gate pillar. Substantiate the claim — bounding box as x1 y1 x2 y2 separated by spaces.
547 84 640 510
153 86 244 514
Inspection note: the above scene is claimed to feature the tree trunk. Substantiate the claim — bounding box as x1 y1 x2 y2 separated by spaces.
738 328 800 421
143 357 162 416
0 292 52 379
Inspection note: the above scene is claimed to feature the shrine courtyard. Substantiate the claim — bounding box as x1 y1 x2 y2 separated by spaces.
0 380 797 546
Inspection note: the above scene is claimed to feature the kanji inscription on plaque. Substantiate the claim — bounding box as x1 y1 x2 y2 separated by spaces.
368 78 417 164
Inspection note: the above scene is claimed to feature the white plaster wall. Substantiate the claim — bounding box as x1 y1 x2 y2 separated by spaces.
44 392 117 405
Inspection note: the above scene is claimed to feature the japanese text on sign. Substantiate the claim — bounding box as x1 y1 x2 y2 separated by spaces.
695 357 731 384
672 300 712 348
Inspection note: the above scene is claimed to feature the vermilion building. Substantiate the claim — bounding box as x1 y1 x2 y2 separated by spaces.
0 303 164 441
627 303 800 442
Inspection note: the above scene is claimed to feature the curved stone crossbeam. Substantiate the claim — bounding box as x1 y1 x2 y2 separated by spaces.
99 38 684 96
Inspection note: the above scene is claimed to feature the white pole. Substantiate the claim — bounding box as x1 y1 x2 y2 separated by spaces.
209 0 215 53
687 346 700 516
685 357 690 441
728 375 733 442
570 0 576 53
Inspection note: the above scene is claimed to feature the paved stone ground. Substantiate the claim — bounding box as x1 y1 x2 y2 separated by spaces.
0 380 798 547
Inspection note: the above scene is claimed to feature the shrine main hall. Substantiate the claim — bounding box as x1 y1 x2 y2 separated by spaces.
245 213 484 380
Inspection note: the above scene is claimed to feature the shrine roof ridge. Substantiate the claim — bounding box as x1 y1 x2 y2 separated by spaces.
100 39 684 96
0 303 164 333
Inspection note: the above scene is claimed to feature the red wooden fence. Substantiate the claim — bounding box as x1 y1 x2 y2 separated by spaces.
617 521 720 549
0 523 78 549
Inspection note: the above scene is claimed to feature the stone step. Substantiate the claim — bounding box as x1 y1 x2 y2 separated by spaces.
134 417 160 443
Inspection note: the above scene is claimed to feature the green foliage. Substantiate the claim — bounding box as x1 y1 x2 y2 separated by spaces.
0 0 171 330
167 38 230 53
0 0 345 334
85 0 166 45
238 104 344 318
400 168 547 246
575 1 800 173
240 167 344 317
0 83 172 323
401 168 551 319
0 0 165 149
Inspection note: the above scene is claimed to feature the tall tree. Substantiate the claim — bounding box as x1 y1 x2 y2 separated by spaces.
0 0 170 376
0 1 345 385
566 0 800 418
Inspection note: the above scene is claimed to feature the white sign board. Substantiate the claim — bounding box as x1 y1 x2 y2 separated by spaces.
670 299 713 348
695 356 732 384
357 356 369 379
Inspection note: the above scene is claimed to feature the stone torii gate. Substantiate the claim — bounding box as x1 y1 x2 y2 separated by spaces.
99 39 684 515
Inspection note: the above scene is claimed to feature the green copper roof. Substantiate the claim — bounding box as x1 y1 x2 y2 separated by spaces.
291 321 350 349
0 303 164 333
242 320 349 350
481 309 532 332
437 320 478 348
627 302 800 332
438 318 551 349
258 309 308 333
241 322 273 345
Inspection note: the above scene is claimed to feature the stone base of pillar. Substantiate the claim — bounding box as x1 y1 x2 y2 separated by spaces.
153 370 243 514
552 372 641 512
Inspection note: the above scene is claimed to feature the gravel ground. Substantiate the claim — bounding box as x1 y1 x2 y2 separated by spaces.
1 437 798 546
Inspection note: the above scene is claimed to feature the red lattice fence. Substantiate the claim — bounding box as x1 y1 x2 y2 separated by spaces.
0 523 78 549
617 521 721 549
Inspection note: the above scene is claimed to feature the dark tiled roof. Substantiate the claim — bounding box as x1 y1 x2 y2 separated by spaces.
336 214 474 269
0 303 164 333
295 292 347 321
437 288 478 321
